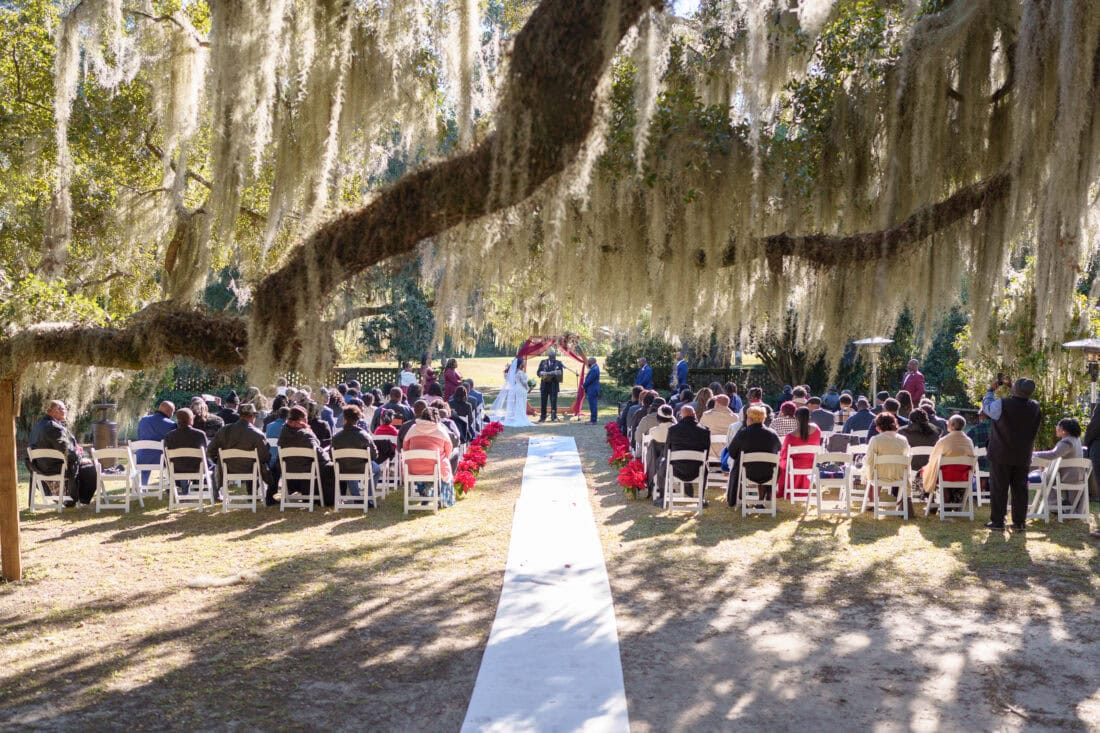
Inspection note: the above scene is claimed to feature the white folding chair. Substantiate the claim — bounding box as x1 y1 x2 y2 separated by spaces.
374 435 399 498
91 446 141 513
809 452 851 518
1050 457 1093 523
129 439 169 501
737 452 779 517
641 434 653 474
402 449 441 515
664 449 707 514
973 447 990 505
165 446 214 511
819 431 834 447
783 444 820 505
706 434 728 491
1027 456 1051 522
845 444 869 511
864 453 911 519
926 455 975 520
278 447 321 511
333 448 375 513
27 448 68 513
218 449 262 513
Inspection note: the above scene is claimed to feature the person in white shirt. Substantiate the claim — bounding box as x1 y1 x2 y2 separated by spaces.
398 361 418 391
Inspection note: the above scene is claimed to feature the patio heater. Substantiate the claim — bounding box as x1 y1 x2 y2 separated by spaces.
1062 338 1100 411
853 337 894 403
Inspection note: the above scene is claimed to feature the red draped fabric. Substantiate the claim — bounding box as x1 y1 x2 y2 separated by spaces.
515 336 588 417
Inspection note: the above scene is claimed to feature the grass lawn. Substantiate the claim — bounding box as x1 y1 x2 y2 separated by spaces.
4 420 1099 730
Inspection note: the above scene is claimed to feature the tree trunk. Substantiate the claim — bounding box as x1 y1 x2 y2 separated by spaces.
0 379 20 581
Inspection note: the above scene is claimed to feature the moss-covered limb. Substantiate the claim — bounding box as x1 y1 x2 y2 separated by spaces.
715 171 1012 268
0 304 248 377
248 0 664 374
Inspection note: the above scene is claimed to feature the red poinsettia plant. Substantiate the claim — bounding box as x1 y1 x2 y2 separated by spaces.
617 459 646 495
608 442 632 469
465 446 488 469
454 469 477 496
482 421 504 439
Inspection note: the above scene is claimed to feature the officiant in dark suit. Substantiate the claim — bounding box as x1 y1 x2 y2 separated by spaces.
537 349 564 423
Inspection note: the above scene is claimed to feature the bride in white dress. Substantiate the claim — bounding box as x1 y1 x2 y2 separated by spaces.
489 357 533 427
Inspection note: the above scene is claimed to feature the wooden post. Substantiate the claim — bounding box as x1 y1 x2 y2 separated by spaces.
0 378 20 581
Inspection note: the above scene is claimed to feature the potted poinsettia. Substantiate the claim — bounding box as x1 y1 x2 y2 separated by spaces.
617 459 646 499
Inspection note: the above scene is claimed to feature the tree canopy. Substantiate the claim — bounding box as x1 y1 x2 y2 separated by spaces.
1 0 1099 398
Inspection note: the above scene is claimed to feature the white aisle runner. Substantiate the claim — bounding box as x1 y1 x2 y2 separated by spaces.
462 435 629 733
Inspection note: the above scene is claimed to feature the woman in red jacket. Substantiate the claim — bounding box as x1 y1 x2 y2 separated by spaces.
778 406 821 500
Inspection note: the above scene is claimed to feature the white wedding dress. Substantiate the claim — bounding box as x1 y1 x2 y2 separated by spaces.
489 361 533 427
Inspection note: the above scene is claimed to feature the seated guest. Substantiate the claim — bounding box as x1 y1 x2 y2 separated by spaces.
403 407 455 507
634 397 667 456
398 400 430 445
28 399 97 505
628 391 657 443
277 405 336 507
317 389 335 430
741 387 773 426
307 401 333 449
692 387 714 417
462 378 486 428
190 397 225 441
778 407 821 499
136 400 176 485
663 405 711 502
372 410 399 464
842 397 874 435
867 398 909 440
359 393 377 427
923 414 975 503
216 390 240 425
725 382 743 413
1034 418 1086 486
431 399 463 454
425 381 445 399
771 401 799 440
264 394 288 428
807 396 835 433
919 400 947 435
872 390 890 414
646 405 676 501
834 393 854 430
791 386 808 407
209 403 276 505
862 413 909 498
775 385 794 411
264 406 290 453
670 388 694 415
700 394 739 460
163 408 213 496
822 385 841 411
726 405 782 507
448 386 478 443
407 383 423 406
895 389 914 419
899 409 941 494
618 386 643 433
331 405 382 500
372 387 414 431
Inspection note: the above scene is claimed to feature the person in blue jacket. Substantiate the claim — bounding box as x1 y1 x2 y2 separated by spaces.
671 351 689 391
635 357 654 390
583 357 601 424
136 400 176 485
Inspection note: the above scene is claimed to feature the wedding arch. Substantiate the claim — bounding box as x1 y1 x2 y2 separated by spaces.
514 336 588 418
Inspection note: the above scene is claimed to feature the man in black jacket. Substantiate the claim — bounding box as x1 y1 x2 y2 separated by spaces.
163 408 213 496
726 406 782 507
216 390 241 425
664 406 711 501
331 406 381 502
278 405 336 507
209 403 276 504
982 377 1042 531
1083 402 1100 504
27 400 96 505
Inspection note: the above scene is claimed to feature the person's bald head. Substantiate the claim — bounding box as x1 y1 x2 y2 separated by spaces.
680 405 696 420
158 400 175 417
714 394 730 409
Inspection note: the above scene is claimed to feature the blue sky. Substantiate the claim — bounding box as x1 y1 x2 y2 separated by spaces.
673 0 700 15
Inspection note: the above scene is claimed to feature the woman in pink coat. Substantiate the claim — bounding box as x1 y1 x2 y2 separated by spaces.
778 406 821 499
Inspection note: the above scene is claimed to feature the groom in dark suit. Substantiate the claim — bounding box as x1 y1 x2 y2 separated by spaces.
537 349 564 422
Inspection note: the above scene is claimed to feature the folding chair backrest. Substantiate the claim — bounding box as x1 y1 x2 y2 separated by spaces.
129 440 165 468
219 449 259 480
92 447 134 468
815 452 850 467
739 451 779 484
937 455 975 480
1053 457 1092 485
332 448 372 479
278 447 317 478
872 454 910 483
28 448 68 479
166 447 209 480
402 449 440 481
788 445 820 458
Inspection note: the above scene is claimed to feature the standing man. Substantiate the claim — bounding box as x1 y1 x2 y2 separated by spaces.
583 357 601 424
671 351 689 392
901 359 926 404
982 377 1041 531
635 357 654 390
537 348 564 423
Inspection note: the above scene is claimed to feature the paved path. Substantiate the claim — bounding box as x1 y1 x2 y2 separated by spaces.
462 435 629 733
